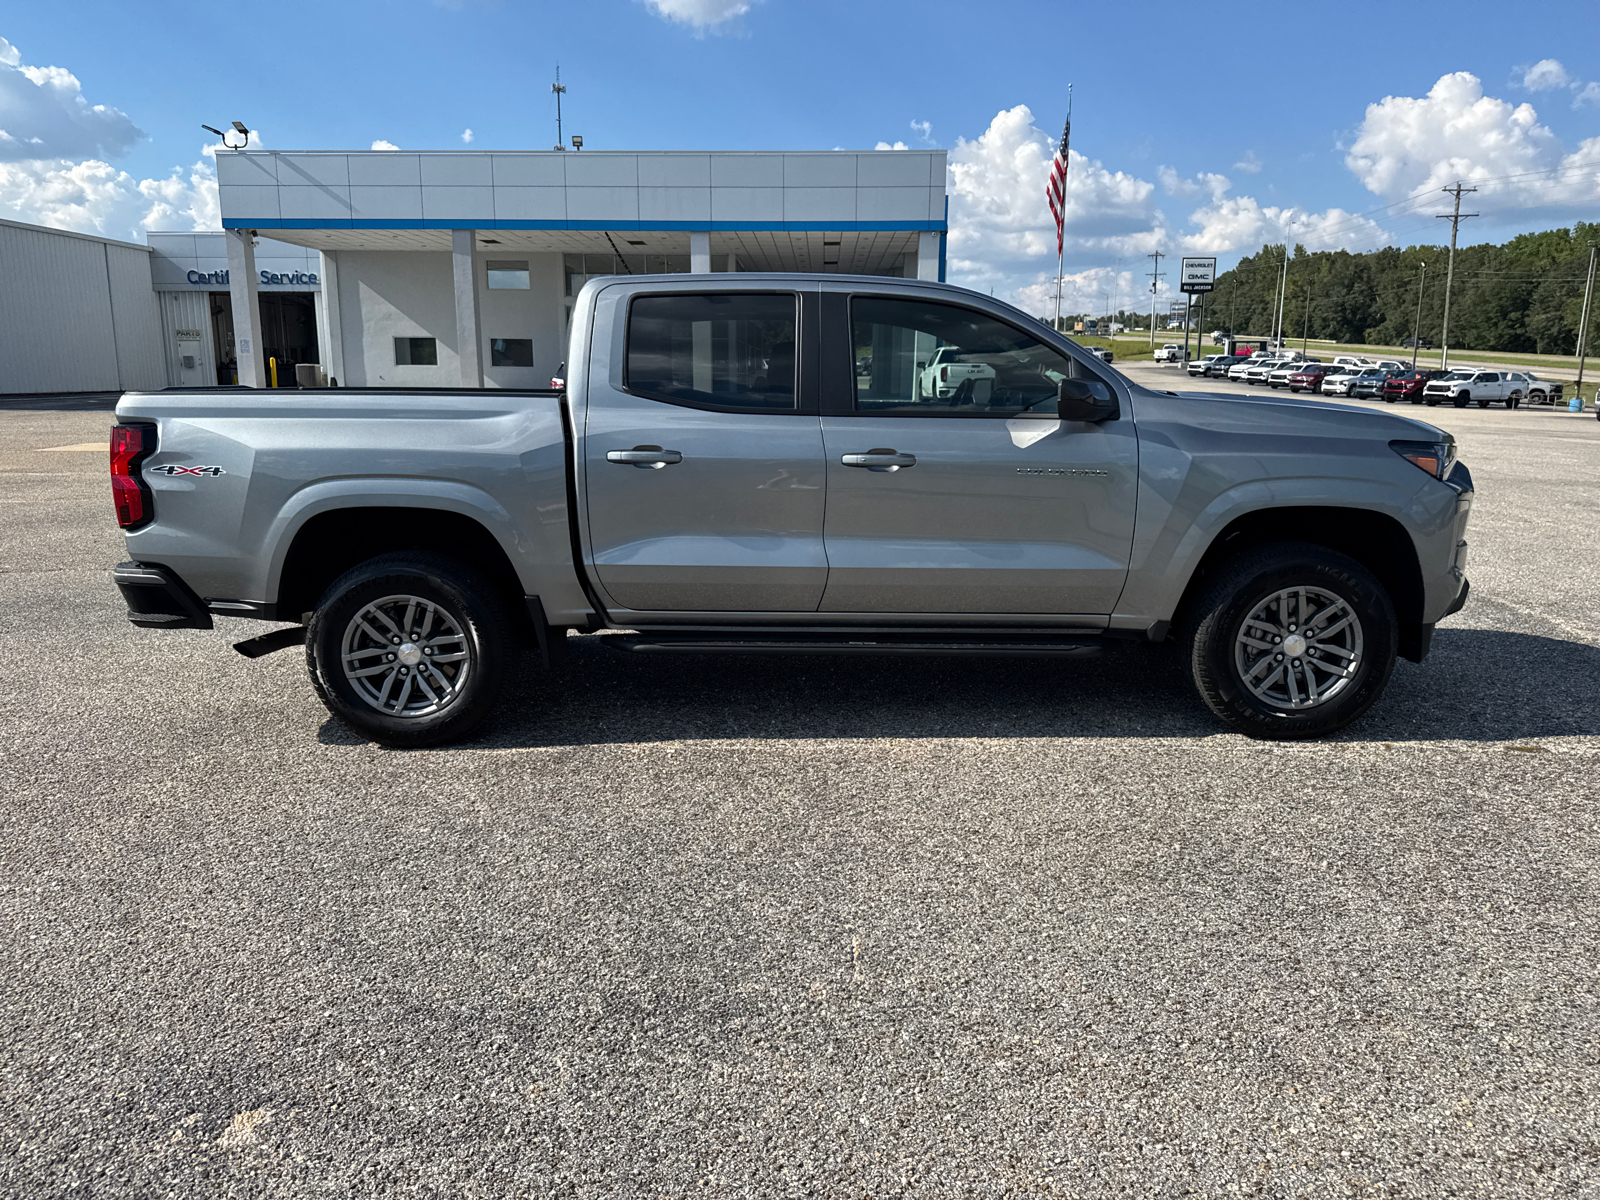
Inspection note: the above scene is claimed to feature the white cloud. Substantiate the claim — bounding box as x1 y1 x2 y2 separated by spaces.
944 105 1167 308
0 36 142 162
910 119 933 144
875 140 909 151
1181 195 1389 254
1233 150 1263 174
1577 82 1600 108
370 139 400 151
1345 71 1600 214
1158 166 1230 202
1520 59 1573 90
460 128 474 144
0 144 221 241
642 0 751 30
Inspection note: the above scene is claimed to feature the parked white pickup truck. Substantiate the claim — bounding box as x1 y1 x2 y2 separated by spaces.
1153 344 1184 363
1422 370 1521 409
920 345 996 402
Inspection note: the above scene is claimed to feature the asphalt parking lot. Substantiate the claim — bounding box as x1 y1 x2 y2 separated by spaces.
2 389 1598 1198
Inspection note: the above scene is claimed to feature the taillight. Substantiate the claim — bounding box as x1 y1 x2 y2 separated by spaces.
940 366 948 383
110 423 156 529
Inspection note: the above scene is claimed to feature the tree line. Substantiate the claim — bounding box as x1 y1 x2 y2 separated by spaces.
1194 222 1599 354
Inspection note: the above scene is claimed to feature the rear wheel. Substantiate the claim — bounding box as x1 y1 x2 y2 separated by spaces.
1182 542 1397 739
306 552 514 747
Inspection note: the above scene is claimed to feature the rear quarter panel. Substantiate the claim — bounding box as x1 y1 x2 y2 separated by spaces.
115 391 591 623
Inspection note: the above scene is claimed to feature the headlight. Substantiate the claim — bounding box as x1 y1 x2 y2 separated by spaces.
1389 438 1457 480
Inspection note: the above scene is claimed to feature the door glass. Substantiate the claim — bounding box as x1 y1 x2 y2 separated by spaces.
627 293 796 410
851 297 1109 416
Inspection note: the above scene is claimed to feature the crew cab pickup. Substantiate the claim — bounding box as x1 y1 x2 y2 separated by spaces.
1422 370 1520 408
1153 344 1184 363
920 345 996 402
109 274 1473 746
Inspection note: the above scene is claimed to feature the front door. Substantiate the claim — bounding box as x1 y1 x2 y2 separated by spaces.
817 292 1138 616
583 287 827 613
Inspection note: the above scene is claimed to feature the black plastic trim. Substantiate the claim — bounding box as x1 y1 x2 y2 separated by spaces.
597 630 1103 658
112 561 213 630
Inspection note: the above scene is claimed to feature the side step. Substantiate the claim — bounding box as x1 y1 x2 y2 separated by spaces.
598 631 1102 658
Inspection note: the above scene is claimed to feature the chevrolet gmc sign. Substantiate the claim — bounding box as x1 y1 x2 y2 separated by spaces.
1180 257 1217 294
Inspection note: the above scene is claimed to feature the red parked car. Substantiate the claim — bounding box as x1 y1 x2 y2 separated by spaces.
1286 363 1336 394
1381 369 1450 404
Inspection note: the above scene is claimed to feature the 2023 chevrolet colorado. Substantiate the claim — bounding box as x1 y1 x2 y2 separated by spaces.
109 274 1473 746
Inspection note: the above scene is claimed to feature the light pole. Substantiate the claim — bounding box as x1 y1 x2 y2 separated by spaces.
1410 261 1427 370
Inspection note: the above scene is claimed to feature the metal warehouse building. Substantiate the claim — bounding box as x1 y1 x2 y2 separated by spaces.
0 148 949 395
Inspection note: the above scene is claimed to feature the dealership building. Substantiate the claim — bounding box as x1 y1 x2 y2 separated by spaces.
0 148 949 395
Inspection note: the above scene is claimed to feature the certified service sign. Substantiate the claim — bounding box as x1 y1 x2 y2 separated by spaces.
1180 257 1217 294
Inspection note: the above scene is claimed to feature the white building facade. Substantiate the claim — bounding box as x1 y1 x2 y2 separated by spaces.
0 148 947 395
216 148 948 389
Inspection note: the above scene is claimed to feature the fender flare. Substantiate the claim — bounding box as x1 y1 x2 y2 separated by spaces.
260 478 528 604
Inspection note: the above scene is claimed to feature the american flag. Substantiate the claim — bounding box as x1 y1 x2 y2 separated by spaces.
1045 113 1070 257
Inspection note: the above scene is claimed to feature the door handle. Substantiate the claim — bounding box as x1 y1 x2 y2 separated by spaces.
841 448 916 472
606 446 683 469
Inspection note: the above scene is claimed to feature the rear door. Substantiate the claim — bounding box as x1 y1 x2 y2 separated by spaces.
815 289 1137 616
581 284 827 613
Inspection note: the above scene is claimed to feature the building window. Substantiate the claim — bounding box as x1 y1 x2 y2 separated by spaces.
490 338 534 367
486 260 531 290
394 337 438 366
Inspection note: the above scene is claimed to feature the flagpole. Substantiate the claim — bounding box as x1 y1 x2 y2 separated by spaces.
1053 86 1072 332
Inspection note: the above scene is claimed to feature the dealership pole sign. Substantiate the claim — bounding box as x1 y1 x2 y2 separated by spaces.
1180 257 1217 294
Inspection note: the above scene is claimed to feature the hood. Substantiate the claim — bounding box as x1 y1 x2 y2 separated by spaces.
1135 383 1452 442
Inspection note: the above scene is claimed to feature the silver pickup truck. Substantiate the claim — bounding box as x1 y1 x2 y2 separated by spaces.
108 274 1473 746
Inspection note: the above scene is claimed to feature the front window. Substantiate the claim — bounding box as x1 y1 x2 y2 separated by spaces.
850 297 1111 416
626 293 797 411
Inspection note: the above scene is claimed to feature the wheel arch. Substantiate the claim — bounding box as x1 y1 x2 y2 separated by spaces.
1171 506 1428 662
274 504 529 639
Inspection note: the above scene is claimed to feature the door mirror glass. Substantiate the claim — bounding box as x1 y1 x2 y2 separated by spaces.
1057 377 1119 422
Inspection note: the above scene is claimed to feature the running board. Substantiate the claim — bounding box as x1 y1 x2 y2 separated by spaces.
598 631 1102 658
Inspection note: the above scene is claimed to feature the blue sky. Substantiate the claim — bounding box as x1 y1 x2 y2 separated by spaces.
3 0 1598 312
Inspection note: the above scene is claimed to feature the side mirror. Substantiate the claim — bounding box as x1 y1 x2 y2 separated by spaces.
1058 377 1120 423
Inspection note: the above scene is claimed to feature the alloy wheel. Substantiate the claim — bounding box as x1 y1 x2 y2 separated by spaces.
1233 585 1364 710
340 593 472 717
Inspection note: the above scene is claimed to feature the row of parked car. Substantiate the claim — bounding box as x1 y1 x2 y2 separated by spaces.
1185 352 1567 408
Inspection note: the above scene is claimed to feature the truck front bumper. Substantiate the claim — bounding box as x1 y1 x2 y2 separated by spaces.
112 561 213 630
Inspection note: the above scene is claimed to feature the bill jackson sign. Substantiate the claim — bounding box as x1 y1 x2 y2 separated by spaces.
183 269 320 286
1179 257 1217 294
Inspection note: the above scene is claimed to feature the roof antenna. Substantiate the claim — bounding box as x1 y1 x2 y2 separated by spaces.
552 66 566 151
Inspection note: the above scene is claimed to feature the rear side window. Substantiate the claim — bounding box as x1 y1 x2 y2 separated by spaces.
626 293 797 411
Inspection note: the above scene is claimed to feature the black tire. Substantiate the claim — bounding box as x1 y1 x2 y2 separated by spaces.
1181 542 1398 740
1454 391 1469 408
306 551 514 747
1426 397 1440 406
1476 396 1490 408
1508 390 1522 409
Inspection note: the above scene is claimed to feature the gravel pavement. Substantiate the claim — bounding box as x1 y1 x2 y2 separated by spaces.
2 396 1598 1198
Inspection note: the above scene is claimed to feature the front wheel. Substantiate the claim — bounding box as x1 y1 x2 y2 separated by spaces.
1454 391 1470 408
306 551 514 747
1182 542 1398 739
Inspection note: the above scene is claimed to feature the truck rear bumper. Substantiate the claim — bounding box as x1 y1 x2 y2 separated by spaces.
112 561 213 630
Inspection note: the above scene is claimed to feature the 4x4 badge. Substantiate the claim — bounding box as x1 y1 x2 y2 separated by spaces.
151 465 225 477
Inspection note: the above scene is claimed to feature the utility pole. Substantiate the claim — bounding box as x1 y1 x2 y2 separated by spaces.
1436 182 1478 371
552 66 567 151
1301 279 1312 353
1576 242 1597 414
1410 261 1427 369
1273 245 1291 349
1147 251 1165 349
